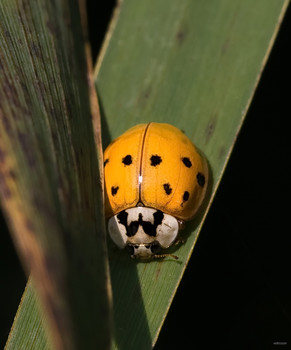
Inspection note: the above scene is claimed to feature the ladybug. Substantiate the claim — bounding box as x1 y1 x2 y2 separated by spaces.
104 122 208 260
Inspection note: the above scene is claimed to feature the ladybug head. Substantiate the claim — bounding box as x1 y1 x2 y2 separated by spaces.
126 242 161 260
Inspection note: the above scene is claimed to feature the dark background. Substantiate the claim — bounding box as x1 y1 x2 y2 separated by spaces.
1 2 290 349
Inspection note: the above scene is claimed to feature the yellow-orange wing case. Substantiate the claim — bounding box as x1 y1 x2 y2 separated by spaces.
104 123 208 221
104 124 146 217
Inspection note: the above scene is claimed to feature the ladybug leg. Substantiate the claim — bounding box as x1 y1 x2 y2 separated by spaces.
174 238 185 246
178 220 185 230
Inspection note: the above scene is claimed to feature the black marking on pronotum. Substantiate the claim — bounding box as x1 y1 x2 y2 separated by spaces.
117 210 128 226
111 186 119 196
150 155 162 166
117 209 164 237
182 157 192 168
104 158 109 167
163 183 172 195
122 154 132 165
196 172 205 187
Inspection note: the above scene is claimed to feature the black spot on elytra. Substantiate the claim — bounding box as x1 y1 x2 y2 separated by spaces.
150 155 162 166
117 209 164 237
182 157 192 168
104 158 109 167
183 191 189 202
111 186 119 196
196 172 205 187
122 155 132 165
163 183 172 195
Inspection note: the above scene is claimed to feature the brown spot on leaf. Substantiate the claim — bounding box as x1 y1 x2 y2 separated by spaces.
18 132 36 168
31 42 41 58
0 176 12 199
138 87 152 108
221 37 231 55
205 115 217 143
0 148 6 163
176 30 187 44
25 219 35 232
9 170 17 179
219 147 226 160
155 264 162 280
143 88 151 99
176 20 189 46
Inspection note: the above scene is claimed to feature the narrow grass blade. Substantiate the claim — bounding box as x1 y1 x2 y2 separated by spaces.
0 1 111 349
94 0 289 348
5 280 49 350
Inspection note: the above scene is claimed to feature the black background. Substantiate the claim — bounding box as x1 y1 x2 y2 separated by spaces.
1 2 290 349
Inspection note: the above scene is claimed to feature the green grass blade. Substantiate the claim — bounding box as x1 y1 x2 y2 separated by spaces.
5 280 49 350
94 0 289 349
0 1 111 349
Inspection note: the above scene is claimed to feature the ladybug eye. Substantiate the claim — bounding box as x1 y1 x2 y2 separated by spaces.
150 244 161 254
126 245 134 255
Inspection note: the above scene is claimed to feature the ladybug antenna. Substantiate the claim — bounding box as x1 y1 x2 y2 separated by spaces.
153 253 179 260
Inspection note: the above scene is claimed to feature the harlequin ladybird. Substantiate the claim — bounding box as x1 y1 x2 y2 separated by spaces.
104 122 208 260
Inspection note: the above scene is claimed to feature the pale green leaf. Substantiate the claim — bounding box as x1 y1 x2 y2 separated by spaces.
95 0 289 348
